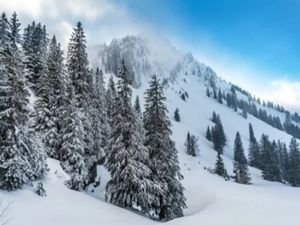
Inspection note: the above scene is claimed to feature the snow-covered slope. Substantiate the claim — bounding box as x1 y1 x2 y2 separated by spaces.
3 35 300 225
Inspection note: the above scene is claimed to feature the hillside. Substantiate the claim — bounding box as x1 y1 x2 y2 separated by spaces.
1 34 300 225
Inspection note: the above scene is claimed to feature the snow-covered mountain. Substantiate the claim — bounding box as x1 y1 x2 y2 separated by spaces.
3 34 300 225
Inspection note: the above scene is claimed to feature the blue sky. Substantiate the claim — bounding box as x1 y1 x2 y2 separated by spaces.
121 0 300 82
1 0 300 109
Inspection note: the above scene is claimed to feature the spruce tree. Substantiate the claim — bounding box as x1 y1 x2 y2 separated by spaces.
0 12 47 190
218 89 223 104
106 75 117 120
233 132 251 184
67 22 90 107
174 108 180 122
105 60 158 218
33 35 66 159
248 123 261 169
134 95 142 116
23 22 48 93
278 142 289 182
206 87 210 97
260 135 281 182
67 22 98 185
93 67 108 152
215 153 228 178
185 132 199 157
46 36 67 158
213 88 217 99
211 111 218 123
60 86 88 190
206 126 212 141
287 138 300 186
211 115 226 154
143 75 186 221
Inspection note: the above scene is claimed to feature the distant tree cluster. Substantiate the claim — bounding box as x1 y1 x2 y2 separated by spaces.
207 83 300 139
185 132 199 157
248 123 300 186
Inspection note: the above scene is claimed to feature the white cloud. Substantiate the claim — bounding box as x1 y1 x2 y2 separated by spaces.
257 79 300 111
0 0 42 17
0 0 144 49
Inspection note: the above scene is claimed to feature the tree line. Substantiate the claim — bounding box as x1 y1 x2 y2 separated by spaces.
203 111 300 186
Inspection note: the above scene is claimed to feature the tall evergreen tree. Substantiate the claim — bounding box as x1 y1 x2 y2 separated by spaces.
23 22 48 92
206 126 212 141
287 138 300 186
174 108 180 122
218 88 223 104
60 86 88 190
233 132 251 184
248 123 261 169
185 132 199 157
106 75 117 120
260 135 281 182
206 87 210 97
0 12 47 190
211 111 218 123
211 115 226 154
67 22 97 185
278 142 289 182
93 67 108 151
134 95 142 116
105 60 158 218
213 88 217 99
33 35 66 159
67 22 90 107
215 153 227 178
143 75 186 221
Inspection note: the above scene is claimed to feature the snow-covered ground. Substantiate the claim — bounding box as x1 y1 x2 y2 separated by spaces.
2 61 300 225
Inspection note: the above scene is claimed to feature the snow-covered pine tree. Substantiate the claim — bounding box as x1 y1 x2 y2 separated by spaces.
185 132 199 157
218 88 223 104
215 153 228 179
174 108 180 122
106 75 117 121
233 132 251 184
277 141 289 182
248 123 261 169
287 138 300 186
67 22 98 185
0 12 47 191
67 22 90 107
211 115 226 154
23 22 48 93
93 67 108 151
134 95 142 117
211 111 218 123
260 135 281 182
46 36 66 158
60 86 88 190
213 88 217 99
206 87 210 97
105 60 158 218
87 67 107 174
35 182 46 196
185 132 192 155
206 126 212 141
33 35 66 159
143 75 186 221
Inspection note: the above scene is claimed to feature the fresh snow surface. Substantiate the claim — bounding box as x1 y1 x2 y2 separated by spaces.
2 68 300 225
3 36 300 225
